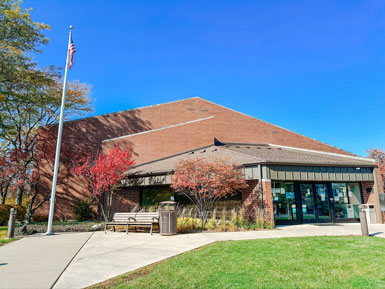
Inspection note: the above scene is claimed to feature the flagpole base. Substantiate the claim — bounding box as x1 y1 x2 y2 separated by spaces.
45 231 55 236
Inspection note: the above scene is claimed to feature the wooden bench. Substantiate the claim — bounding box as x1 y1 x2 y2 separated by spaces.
104 212 159 235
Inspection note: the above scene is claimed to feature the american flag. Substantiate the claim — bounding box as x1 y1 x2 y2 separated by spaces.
69 37 76 69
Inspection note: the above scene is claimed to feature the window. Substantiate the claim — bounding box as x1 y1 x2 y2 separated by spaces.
332 183 362 219
141 186 173 207
272 182 296 221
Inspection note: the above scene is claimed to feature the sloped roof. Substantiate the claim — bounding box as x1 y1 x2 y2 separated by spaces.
128 143 375 176
129 145 264 175
224 143 375 166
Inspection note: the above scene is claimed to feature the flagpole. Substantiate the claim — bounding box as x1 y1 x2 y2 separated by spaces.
46 25 73 235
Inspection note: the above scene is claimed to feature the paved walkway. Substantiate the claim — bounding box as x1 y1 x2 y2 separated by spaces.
0 232 93 289
1 224 384 289
54 223 385 289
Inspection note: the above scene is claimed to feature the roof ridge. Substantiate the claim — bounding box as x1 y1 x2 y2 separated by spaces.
129 143 216 171
267 144 375 163
196 98 356 156
102 116 214 143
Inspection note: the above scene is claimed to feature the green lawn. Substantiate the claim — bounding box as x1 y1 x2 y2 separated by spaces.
0 238 15 246
0 226 19 246
92 236 385 289
0 226 15 246
0 226 7 239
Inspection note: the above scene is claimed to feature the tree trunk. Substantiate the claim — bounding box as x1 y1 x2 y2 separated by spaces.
106 190 115 221
24 184 49 223
15 186 23 206
0 184 7 204
1 190 6 204
25 203 33 223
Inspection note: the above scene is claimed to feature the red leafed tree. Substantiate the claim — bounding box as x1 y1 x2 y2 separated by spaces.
74 146 135 221
367 148 385 190
171 158 247 224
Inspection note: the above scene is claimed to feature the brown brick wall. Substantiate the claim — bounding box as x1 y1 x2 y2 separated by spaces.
111 187 140 213
362 181 385 223
36 97 356 220
361 182 374 204
241 179 274 224
241 180 260 221
102 117 214 164
262 180 274 225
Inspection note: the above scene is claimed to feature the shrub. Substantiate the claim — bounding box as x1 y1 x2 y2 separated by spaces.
256 217 265 229
15 221 103 235
72 200 93 221
31 214 48 223
177 217 203 233
264 220 275 229
0 205 9 225
194 218 203 229
205 218 217 230
0 205 26 225
177 217 194 233
140 206 158 212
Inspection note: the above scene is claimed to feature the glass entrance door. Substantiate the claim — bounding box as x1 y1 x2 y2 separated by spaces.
299 183 332 223
275 182 341 224
315 184 331 222
299 184 316 222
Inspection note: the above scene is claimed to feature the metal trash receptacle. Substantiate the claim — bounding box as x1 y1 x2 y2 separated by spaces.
366 204 377 224
159 201 177 236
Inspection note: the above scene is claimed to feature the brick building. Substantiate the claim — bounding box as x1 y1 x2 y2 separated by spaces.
38 97 384 224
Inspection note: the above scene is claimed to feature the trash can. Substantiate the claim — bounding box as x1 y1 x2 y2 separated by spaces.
358 204 369 236
159 201 177 236
366 204 377 224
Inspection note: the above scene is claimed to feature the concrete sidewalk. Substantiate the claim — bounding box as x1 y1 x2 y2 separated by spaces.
0 232 93 289
54 223 385 289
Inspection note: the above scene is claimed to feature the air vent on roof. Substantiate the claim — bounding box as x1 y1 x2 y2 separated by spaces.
200 109 208 112
200 150 206 153
188 108 195 111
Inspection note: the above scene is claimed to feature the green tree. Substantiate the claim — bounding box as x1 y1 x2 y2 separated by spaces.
0 1 92 213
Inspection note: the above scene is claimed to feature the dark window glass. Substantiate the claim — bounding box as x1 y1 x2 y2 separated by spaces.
141 186 173 207
332 183 362 219
272 182 296 221
299 184 315 220
315 184 330 220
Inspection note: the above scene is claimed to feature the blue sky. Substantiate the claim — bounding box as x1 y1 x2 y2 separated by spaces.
25 0 385 156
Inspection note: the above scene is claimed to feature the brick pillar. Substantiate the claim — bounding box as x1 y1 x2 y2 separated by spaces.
361 181 383 224
261 179 274 226
361 182 373 204
374 168 385 223
241 180 259 222
241 179 274 226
